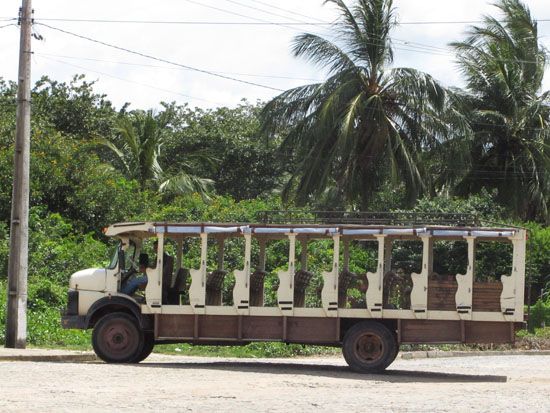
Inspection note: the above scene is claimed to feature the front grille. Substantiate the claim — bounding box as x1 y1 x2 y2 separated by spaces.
66 290 79 315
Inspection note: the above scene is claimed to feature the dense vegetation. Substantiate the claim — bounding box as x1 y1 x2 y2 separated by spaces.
0 0 549 350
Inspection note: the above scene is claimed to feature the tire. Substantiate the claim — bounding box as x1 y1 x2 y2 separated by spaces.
131 332 155 363
342 321 397 373
92 312 144 363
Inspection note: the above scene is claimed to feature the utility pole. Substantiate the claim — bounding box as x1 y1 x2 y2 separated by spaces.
5 0 32 349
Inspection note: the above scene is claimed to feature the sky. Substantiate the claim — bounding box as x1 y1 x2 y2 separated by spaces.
0 0 549 110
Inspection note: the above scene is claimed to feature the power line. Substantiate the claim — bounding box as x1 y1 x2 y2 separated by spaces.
399 19 550 25
221 0 317 25
244 0 328 24
182 0 326 37
35 18 327 25
23 16 550 26
36 23 284 92
34 52 323 82
36 55 224 106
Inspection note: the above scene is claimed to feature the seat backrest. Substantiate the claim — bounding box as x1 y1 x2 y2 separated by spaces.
173 268 189 292
162 254 175 288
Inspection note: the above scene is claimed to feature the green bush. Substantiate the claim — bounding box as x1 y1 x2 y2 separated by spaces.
529 298 550 330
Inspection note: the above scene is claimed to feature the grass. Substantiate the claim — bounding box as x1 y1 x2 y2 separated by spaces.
154 342 340 358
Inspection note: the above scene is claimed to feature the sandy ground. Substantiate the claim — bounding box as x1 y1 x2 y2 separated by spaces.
0 354 548 412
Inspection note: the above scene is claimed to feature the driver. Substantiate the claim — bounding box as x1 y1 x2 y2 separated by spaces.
121 253 149 296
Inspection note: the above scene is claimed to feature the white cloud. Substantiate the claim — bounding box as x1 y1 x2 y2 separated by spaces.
0 0 549 109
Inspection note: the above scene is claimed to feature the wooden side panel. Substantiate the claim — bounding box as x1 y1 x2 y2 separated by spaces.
287 317 338 343
199 315 239 339
242 316 283 340
400 320 461 343
464 321 513 343
157 314 195 338
399 319 514 344
428 279 457 311
427 280 503 312
472 282 503 312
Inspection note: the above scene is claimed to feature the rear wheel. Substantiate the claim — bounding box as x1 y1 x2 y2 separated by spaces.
92 312 144 363
342 321 397 373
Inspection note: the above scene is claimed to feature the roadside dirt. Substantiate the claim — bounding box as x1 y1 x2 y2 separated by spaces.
0 354 548 412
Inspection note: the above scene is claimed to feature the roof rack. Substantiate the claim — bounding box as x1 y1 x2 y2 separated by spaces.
255 210 481 227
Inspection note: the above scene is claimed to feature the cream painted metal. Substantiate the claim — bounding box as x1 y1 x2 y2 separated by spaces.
410 235 432 319
233 232 252 315
455 236 475 320
277 233 296 316
502 232 526 320
366 235 386 316
144 233 163 313
321 234 339 316
189 233 207 314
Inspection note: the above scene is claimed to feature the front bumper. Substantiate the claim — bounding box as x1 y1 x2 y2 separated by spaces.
61 315 88 329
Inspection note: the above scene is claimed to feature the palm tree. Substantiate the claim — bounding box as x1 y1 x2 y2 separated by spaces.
449 0 550 222
261 0 450 209
97 110 213 198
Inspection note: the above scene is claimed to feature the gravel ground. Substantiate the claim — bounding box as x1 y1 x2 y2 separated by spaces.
0 354 548 412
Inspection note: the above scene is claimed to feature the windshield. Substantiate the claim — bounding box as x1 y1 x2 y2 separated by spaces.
107 242 120 270
124 241 137 270
107 240 137 271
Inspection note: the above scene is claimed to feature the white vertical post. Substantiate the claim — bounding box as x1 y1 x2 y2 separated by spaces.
411 235 431 318
366 235 386 315
189 233 207 314
456 236 475 319
277 234 295 315
321 234 339 316
234 233 252 315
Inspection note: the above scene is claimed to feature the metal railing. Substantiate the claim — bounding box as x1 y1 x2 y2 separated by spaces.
255 210 481 226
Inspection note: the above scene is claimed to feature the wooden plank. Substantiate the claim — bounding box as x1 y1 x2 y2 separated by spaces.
428 279 457 311
287 317 339 343
157 314 194 338
198 315 239 339
400 319 461 343
472 282 502 312
242 316 283 340
464 321 514 343
428 280 503 312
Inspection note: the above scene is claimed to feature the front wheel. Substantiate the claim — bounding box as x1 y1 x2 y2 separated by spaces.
92 312 144 363
132 332 155 363
342 321 397 373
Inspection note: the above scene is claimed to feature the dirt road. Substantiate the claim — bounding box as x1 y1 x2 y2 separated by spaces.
0 354 548 412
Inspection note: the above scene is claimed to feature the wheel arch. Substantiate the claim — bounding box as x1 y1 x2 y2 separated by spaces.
85 296 152 331
340 318 398 342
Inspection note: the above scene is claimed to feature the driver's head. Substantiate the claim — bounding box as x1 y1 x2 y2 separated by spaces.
138 252 149 269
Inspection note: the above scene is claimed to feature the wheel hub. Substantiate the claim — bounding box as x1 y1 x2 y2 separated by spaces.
104 325 132 353
355 333 384 362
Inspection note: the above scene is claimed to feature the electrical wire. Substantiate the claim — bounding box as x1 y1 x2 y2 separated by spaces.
244 0 328 23
36 23 284 92
36 54 225 105
22 17 550 26
30 51 550 134
181 0 326 37
35 18 328 26
34 52 323 82
221 0 318 25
